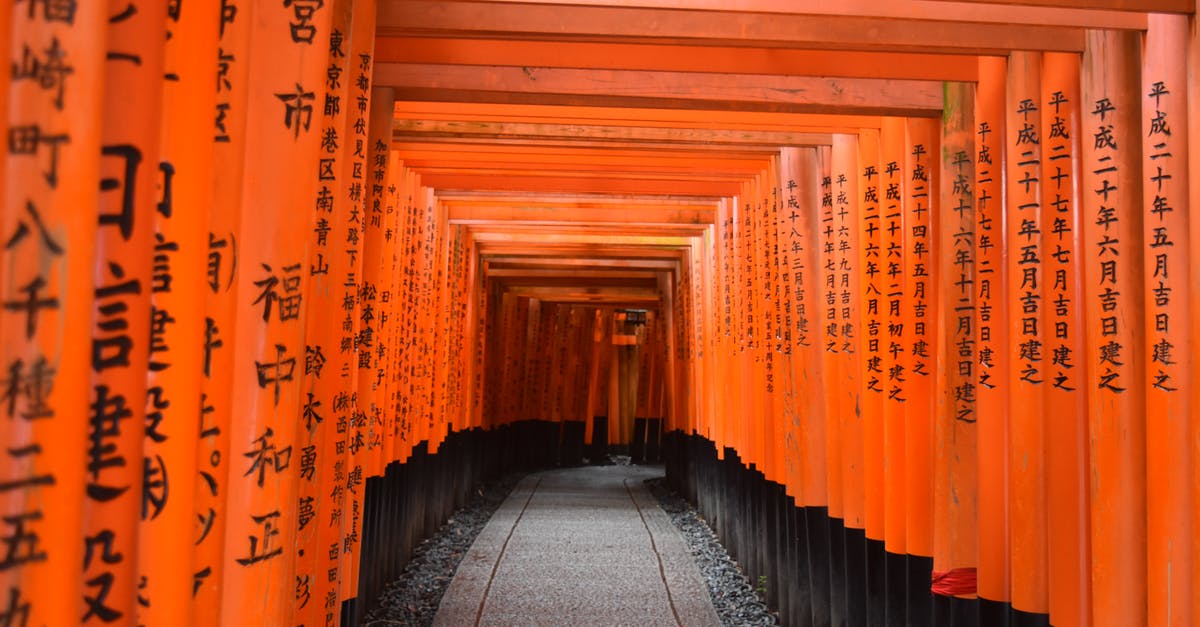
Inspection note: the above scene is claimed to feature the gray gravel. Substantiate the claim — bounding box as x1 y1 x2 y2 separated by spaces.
644 477 779 627
365 471 524 626
365 461 776 626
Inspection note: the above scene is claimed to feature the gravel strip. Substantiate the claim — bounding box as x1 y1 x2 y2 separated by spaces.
365 471 525 627
644 477 778 627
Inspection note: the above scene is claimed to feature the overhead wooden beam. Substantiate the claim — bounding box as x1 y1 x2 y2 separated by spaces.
919 0 1189 13
378 1 1087 54
392 101 885 131
394 119 837 146
376 65 944 116
487 268 663 279
421 172 742 195
437 0 1148 28
375 38 982 82
446 203 717 226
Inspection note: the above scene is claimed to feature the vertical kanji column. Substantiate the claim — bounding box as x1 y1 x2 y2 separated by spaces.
904 116 938 625
878 116 908 625
220 2 331 623
833 134 864 626
933 81 978 617
2 4 107 625
1142 14 1192 627
295 1 359 625
854 127 887 627
973 55 1011 622
1042 51 1091 627
344 82 392 616
84 3 168 622
1081 29 1147 627
139 2 219 624
1005 50 1048 620
194 1 254 620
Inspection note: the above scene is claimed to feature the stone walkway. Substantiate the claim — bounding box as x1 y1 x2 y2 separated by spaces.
434 465 722 627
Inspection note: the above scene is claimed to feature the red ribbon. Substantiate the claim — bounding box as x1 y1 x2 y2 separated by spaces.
930 567 977 597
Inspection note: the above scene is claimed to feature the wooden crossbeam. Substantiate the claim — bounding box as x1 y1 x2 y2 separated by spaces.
376 64 944 116
446 203 717 226
392 102 884 132
394 119 836 146
378 1 1088 54
376 38 982 82
419 0 1149 28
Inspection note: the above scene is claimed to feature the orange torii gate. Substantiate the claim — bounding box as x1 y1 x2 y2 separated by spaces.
2 2 1199 626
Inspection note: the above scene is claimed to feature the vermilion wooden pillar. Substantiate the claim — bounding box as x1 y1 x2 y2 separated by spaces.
818 146 845 544
1189 14 1200 624
776 149 809 502
973 55 1011 621
194 1 253 620
878 116 909 625
1005 50 1049 621
855 127 887 627
220 3 331 623
1142 14 1193 627
139 3 219 624
1080 29 1147 627
1041 51 1091 627
2 6 107 625
295 2 356 625
904 115 938 626
84 3 168 622
933 80 979 616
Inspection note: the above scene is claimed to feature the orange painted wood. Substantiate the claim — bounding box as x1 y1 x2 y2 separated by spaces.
139 2 219 624
933 81 978 595
376 64 946 117
295 2 357 625
1041 51 1092 626
438 0 1147 30
1 5 107 625
219 2 331 623
84 3 169 622
818 146 844 520
1005 50 1048 616
1080 29 1148 627
1190 17 1200 624
879 117 908 557
378 1 1087 54
194 0 255 619
972 54 1011 608
832 136 865 529
1142 14 1193 627
392 101 881 133
358 86 396 477
920 0 1190 12
903 116 938 562
330 1 379 610
376 37 980 82
855 128 886 542
778 147 825 507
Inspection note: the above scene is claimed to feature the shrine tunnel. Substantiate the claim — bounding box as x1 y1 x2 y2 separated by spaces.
3 1 1200 626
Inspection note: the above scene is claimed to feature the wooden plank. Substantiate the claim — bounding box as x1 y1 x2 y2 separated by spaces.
376 65 945 116
392 101 884 132
437 0 1147 29
378 1 1087 54
420 172 742 196
376 37 981 82
920 0 1190 13
395 119 841 146
447 204 716 225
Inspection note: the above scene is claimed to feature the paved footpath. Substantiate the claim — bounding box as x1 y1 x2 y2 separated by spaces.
434 464 722 627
